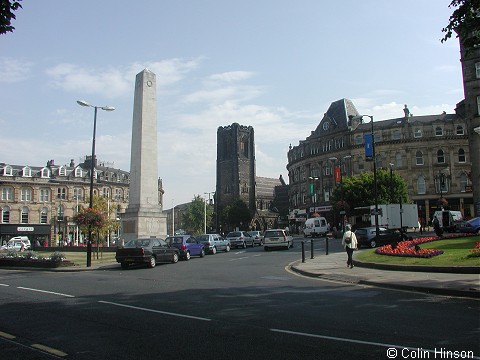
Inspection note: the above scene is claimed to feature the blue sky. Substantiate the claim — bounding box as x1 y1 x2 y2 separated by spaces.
0 0 463 207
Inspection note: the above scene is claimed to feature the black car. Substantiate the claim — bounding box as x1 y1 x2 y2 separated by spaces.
355 227 410 248
115 238 180 269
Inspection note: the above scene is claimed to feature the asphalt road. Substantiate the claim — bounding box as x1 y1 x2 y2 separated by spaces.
0 238 479 360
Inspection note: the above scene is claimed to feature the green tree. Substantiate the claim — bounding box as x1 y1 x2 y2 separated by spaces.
182 195 212 235
224 198 252 230
1 0 22 35
331 169 409 216
441 0 480 52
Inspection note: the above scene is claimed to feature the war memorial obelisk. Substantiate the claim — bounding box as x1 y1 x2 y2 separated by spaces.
122 69 167 241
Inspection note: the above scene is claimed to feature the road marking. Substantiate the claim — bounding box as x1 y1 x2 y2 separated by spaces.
99 300 211 322
0 331 16 339
0 283 9 287
17 287 75 298
270 328 480 359
32 343 68 357
229 257 249 261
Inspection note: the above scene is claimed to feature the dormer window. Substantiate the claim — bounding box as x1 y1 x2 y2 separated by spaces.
22 166 32 177
3 165 13 176
59 166 67 176
75 167 83 177
41 167 50 178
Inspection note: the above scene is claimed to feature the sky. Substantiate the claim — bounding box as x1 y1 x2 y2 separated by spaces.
0 0 464 208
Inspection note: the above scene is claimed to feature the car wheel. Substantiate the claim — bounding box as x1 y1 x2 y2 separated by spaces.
242 242 246 249
225 244 230 252
211 247 217 255
185 251 191 260
370 240 377 248
172 252 179 263
121 262 129 270
200 249 205 258
148 256 156 268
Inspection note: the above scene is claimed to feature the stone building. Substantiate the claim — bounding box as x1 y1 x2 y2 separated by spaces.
0 156 164 246
286 98 472 231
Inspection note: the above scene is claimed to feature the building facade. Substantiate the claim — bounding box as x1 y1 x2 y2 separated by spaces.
0 156 164 246
286 99 472 231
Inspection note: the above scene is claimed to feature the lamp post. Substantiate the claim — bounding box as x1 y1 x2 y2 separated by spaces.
351 114 379 237
204 192 214 234
329 155 351 234
308 176 318 215
77 100 115 267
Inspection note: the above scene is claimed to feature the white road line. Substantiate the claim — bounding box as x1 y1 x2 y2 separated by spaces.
17 287 75 298
270 328 480 359
0 284 9 287
229 257 249 261
98 300 211 322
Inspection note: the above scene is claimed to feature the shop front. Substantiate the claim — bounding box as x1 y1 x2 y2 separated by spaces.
0 224 51 249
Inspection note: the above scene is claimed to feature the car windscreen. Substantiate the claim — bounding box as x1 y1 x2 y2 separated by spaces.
166 237 184 245
124 239 151 248
265 231 283 237
197 235 209 242
227 232 241 237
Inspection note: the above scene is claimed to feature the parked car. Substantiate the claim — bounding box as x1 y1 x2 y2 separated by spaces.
355 226 410 248
263 229 293 250
226 231 254 248
1 237 31 251
247 231 264 246
115 238 179 269
456 217 480 234
165 235 205 260
197 234 230 254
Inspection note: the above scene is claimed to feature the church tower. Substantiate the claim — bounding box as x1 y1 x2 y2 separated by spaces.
216 123 256 216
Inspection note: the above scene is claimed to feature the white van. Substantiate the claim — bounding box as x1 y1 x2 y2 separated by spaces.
432 210 463 232
303 217 329 237
1 236 31 251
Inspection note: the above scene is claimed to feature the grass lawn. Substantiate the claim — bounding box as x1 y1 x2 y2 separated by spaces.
355 236 480 267
35 249 117 266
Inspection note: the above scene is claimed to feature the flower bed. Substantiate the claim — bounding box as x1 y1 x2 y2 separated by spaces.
0 251 73 268
373 235 463 258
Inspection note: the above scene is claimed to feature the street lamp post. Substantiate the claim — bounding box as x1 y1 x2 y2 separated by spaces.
351 114 379 237
308 176 318 215
77 100 115 267
204 192 214 234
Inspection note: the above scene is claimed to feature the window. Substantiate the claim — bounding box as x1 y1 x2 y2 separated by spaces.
437 149 445 164
391 130 401 140
73 188 83 200
458 148 466 163
354 135 363 145
59 166 67 176
2 206 10 223
417 176 426 194
57 187 67 200
75 167 83 177
102 187 111 198
477 95 480 116
435 126 443 136
1 187 13 201
415 151 424 165
436 175 449 194
39 188 50 202
22 166 31 177
21 206 29 224
456 125 464 135
2 165 13 176
41 168 50 178
395 152 402 168
40 207 48 224
57 205 64 220
21 188 32 202
115 189 122 201
460 173 468 193
476 62 480 79
414 128 422 138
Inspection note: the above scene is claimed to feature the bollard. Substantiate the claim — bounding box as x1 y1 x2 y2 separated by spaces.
325 235 329 255
310 239 314 259
301 241 305 263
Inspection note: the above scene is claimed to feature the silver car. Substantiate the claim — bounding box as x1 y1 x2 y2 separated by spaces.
226 231 254 248
197 234 231 254
247 231 264 246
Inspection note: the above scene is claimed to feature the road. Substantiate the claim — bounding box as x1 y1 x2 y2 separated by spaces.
0 238 478 359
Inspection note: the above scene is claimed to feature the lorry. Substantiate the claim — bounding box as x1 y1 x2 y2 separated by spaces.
370 204 419 230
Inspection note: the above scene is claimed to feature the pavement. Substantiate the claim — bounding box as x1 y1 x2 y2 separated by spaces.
289 237 480 299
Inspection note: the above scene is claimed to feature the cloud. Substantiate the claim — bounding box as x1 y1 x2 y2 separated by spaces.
209 71 254 83
0 57 33 83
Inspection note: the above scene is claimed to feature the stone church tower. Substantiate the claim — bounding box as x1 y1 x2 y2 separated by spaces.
216 123 256 215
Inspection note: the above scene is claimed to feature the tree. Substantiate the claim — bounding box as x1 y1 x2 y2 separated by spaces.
0 0 22 35
182 195 212 236
441 0 480 53
331 169 409 217
223 198 252 230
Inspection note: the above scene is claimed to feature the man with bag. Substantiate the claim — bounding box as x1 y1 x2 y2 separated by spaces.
341 224 358 269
